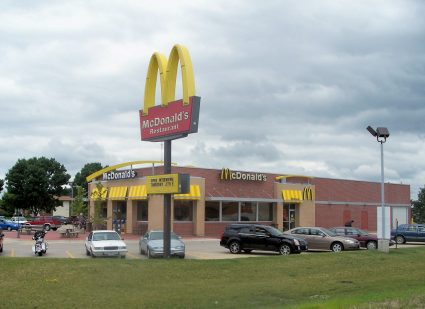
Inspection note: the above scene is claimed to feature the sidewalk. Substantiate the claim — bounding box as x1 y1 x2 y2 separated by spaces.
3 230 218 241
3 230 141 241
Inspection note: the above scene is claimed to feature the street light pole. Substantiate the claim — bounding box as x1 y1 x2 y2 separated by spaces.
367 126 390 252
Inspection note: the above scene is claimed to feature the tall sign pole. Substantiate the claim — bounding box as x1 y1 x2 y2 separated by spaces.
140 44 200 258
163 140 172 257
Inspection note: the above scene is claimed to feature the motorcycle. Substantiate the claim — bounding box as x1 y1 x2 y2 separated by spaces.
32 230 48 256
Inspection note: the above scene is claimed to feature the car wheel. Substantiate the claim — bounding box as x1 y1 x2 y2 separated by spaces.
331 242 343 252
44 224 51 231
228 241 241 254
279 244 291 255
120 255 126 259
147 248 151 259
38 252 43 256
86 247 91 256
366 241 377 250
395 235 405 244
179 254 185 259
243 249 252 253
139 245 143 255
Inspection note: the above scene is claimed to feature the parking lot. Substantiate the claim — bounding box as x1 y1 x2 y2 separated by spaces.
1 230 423 259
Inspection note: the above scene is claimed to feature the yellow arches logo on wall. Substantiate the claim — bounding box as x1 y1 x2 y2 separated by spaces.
139 44 201 142
303 187 314 201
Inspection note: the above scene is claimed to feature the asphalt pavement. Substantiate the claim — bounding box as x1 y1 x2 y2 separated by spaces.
1 230 424 259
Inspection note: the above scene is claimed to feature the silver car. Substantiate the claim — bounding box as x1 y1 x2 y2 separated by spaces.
285 227 360 252
139 230 185 259
85 230 127 258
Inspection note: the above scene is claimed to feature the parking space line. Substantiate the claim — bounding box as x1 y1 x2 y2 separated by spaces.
126 252 139 259
65 250 75 258
10 249 15 257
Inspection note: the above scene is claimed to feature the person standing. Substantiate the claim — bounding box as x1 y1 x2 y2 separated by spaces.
345 220 354 227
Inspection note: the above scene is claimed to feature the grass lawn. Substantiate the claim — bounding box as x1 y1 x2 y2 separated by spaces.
1 247 425 308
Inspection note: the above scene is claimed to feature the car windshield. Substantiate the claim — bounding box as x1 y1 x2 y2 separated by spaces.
357 229 369 236
321 228 337 236
266 226 284 236
149 231 179 240
93 232 121 241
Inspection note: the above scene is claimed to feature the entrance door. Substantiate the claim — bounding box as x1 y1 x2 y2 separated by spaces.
113 201 126 234
283 204 296 231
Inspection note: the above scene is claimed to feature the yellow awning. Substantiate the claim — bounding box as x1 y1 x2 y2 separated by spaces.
90 187 108 200
109 186 128 200
174 185 201 200
282 190 302 201
128 185 147 200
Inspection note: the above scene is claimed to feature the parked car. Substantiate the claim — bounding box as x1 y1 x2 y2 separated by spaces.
0 219 21 231
139 230 185 258
220 224 308 255
391 223 425 244
285 227 360 252
26 216 62 231
52 216 69 225
85 230 127 258
329 226 395 250
10 216 28 225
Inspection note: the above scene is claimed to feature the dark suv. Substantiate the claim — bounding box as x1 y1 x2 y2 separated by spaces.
220 224 308 255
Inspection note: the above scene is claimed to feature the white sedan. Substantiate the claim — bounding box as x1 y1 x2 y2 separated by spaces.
85 230 127 258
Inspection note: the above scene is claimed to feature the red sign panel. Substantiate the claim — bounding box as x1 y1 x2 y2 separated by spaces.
139 96 200 142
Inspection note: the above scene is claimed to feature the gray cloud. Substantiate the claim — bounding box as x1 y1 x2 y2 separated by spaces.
0 0 424 199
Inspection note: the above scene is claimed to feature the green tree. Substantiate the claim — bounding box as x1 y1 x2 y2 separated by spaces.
73 162 104 193
412 187 425 224
5 157 70 214
90 182 107 230
72 186 87 217
0 178 4 193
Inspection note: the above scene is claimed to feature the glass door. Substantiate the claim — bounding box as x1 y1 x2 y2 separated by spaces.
283 204 296 231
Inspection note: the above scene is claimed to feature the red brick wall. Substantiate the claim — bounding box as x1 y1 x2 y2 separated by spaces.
312 177 410 205
315 203 378 231
173 222 193 236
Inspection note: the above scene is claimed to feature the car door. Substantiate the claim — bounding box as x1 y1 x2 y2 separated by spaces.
417 226 425 242
140 232 149 252
237 226 256 249
252 226 272 250
310 228 330 250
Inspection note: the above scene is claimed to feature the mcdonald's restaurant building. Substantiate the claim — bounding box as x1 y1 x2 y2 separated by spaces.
88 164 411 237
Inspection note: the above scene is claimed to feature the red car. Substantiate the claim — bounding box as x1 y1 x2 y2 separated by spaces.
26 216 62 231
329 227 381 250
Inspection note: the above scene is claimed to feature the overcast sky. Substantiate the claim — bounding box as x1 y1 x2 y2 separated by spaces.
0 0 424 199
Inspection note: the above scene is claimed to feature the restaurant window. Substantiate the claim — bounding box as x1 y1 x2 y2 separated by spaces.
174 200 193 221
240 202 256 221
222 201 238 221
205 201 220 221
258 202 273 221
136 201 148 221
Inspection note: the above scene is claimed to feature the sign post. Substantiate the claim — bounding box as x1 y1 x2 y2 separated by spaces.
140 44 200 258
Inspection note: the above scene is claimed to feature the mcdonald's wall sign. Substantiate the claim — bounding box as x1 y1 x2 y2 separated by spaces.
303 187 314 201
220 168 267 182
140 44 200 142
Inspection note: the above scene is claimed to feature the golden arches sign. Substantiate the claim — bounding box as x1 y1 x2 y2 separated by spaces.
140 44 200 142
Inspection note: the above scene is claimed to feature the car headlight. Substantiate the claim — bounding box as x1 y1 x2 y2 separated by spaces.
174 246 184 250
346 239 356 244
293 239 300 246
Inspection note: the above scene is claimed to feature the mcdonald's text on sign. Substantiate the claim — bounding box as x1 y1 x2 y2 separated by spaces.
146 173 190 195
140 96 200 141
220 168 267 182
